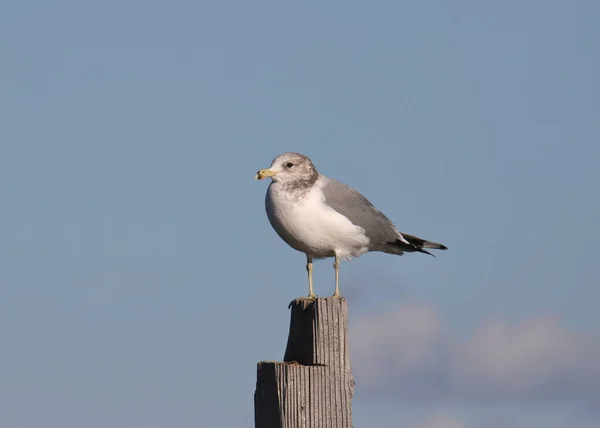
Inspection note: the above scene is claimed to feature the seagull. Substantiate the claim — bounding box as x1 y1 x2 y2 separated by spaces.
255 152 447 298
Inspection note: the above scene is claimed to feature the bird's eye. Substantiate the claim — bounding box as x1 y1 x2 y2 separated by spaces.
286 162 294 168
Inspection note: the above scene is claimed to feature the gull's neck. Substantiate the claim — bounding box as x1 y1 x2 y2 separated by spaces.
280 172 319 194
271 173 321 201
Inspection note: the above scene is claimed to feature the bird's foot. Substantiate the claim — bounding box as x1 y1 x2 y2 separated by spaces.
289 294 317 309
332 292 342 299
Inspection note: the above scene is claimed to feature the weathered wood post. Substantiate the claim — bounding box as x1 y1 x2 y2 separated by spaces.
254 297 354 428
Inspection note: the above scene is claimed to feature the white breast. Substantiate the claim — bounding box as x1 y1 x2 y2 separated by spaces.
265 177 370 259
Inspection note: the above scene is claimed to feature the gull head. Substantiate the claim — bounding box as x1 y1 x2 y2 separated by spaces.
255 152 318 186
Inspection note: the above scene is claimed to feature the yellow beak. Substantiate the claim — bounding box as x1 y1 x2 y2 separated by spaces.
255 168 277 180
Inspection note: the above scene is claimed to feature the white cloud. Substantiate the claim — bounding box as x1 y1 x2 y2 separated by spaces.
351 302 600 404
352 303 441 388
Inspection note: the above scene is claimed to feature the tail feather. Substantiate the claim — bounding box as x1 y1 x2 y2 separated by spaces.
392 233 448 257
402 233 448 250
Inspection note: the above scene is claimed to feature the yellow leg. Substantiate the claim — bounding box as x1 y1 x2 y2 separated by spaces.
333 255 341 297
306 255 316 298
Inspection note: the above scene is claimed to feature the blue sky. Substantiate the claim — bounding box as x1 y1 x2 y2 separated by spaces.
1 1 599 427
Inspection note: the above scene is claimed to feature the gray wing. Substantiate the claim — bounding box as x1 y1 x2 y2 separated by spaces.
321 177 402 244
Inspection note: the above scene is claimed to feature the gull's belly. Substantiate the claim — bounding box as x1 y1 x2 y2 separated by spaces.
265 184 369 259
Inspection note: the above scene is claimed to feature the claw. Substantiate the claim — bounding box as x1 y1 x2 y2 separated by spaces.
289 295 317 309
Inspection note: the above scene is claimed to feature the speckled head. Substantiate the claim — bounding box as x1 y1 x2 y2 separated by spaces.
255 152 319 191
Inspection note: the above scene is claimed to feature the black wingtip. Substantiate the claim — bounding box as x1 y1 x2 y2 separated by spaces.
439 244 448 250
414 246 435 257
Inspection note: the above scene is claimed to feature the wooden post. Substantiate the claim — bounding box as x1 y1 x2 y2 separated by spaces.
254 297 354 428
